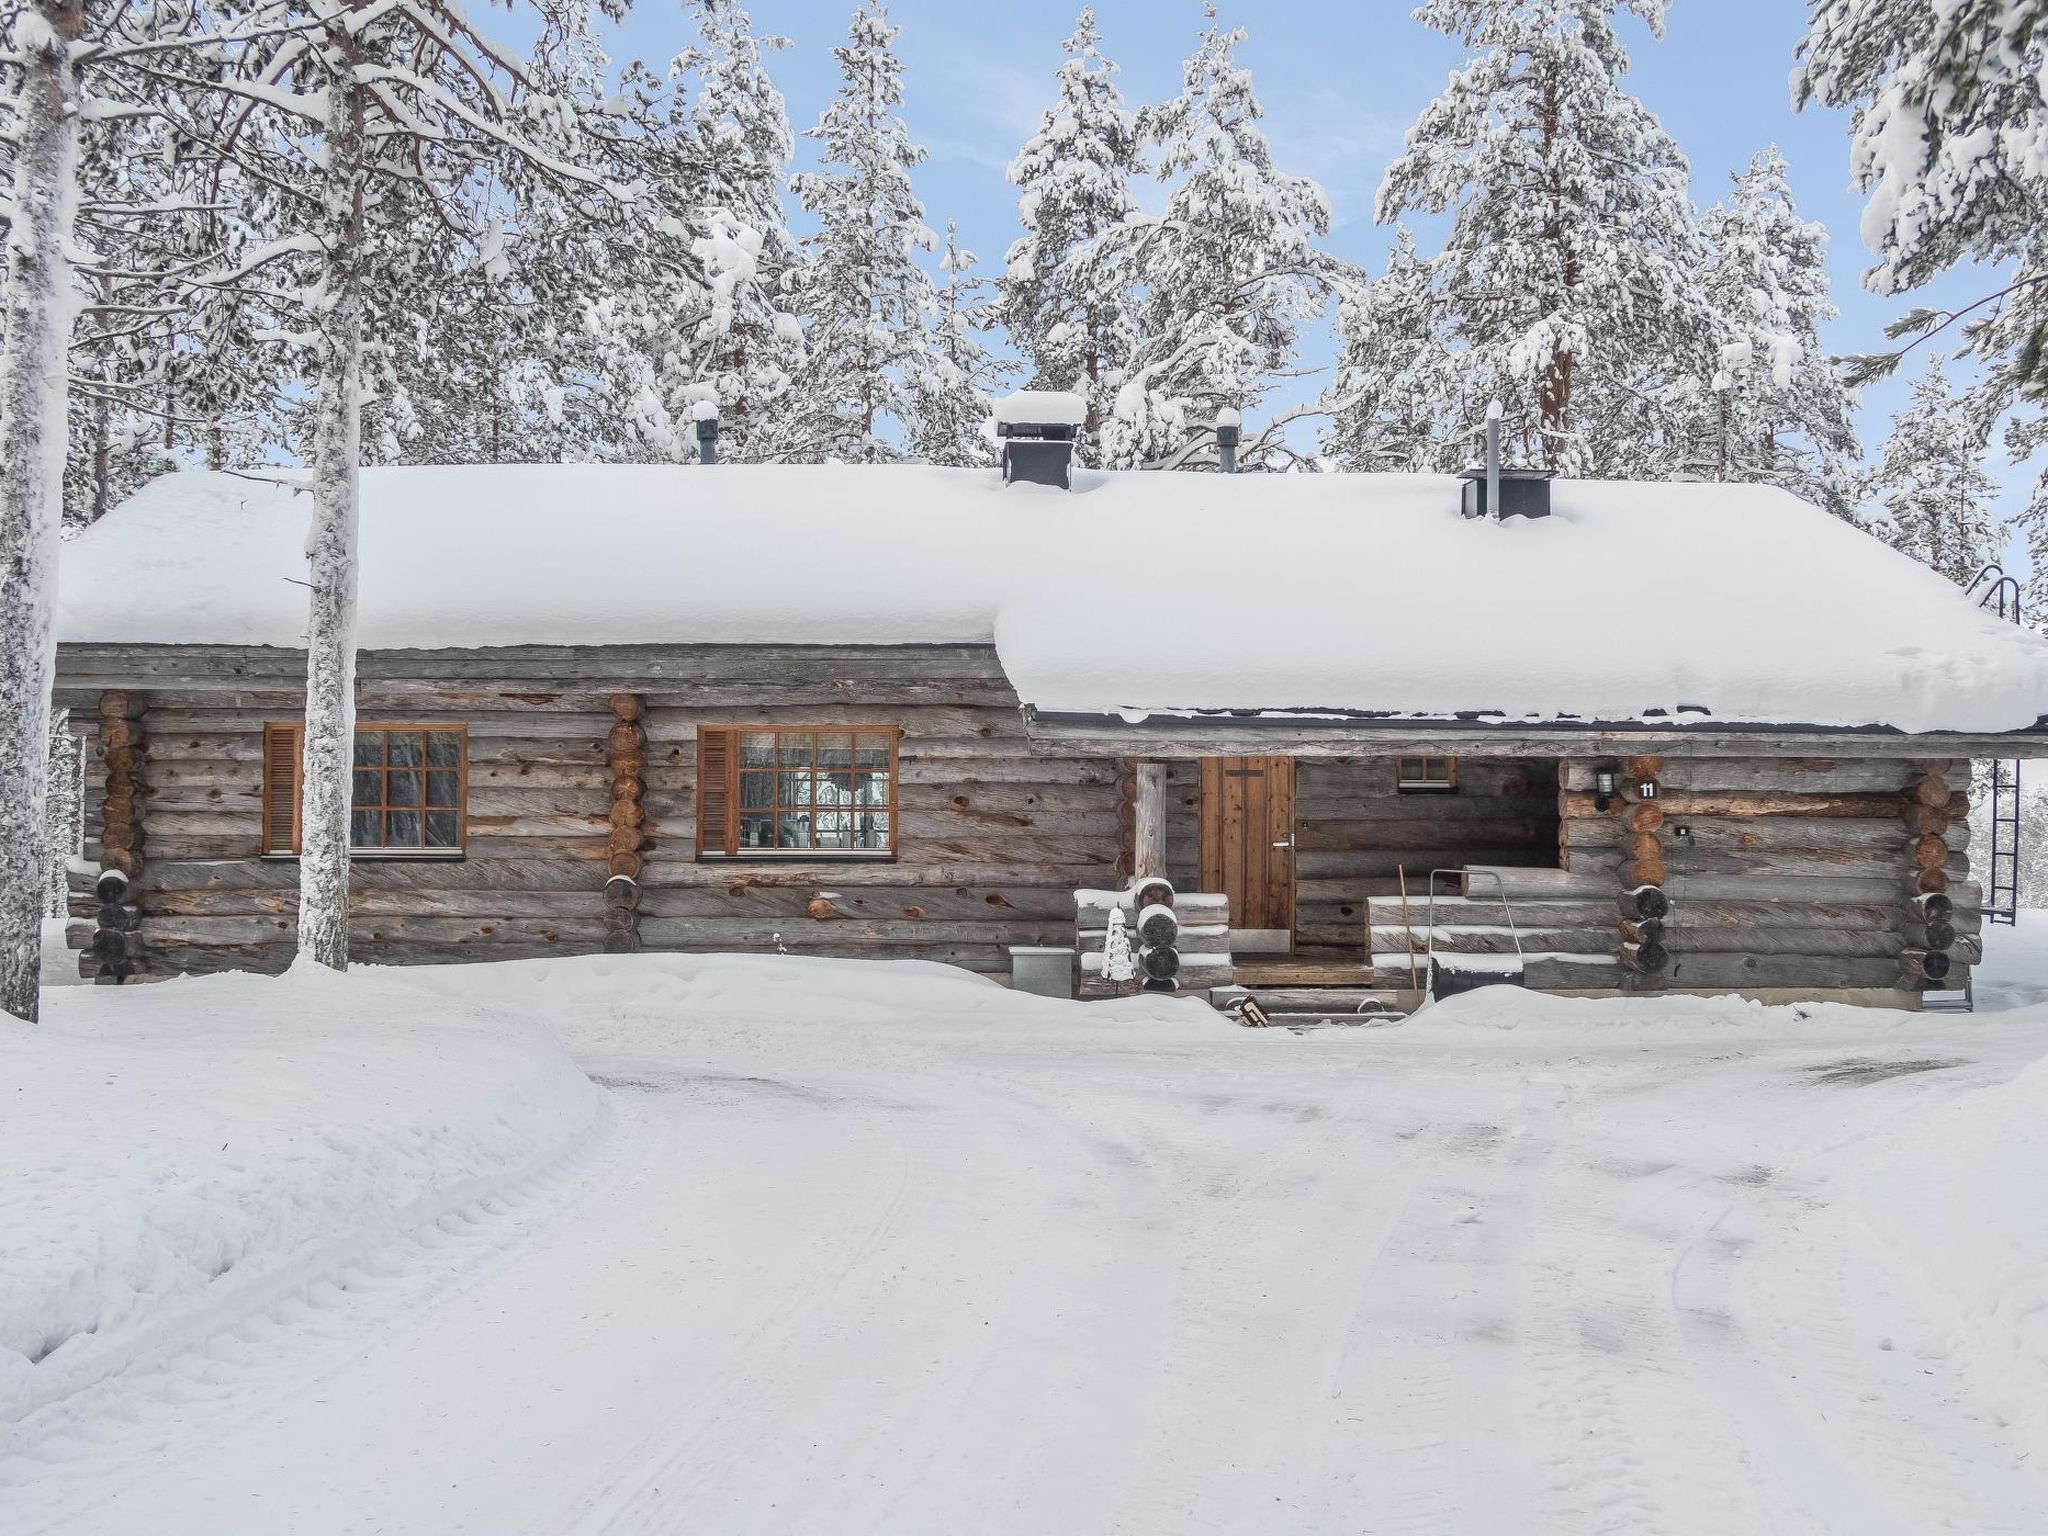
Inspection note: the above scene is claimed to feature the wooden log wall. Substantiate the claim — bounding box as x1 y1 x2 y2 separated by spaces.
52 644 1124 979
1556 756 1977 994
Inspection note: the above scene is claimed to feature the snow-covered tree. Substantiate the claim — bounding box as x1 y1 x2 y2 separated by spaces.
188 2 635 968
1102 905 1135 985
1864 357 2004 586
0 0 86 1020
684 0 804 459
913 222 1004 466
786 0 941 463
1323 227 1462 471
1098 5 1339 470
1797 4 2048 598
1376 0 1711 476
999 7 1144 452
1667 146 1860 511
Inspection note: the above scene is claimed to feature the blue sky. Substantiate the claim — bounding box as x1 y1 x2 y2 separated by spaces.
590 0 2030 525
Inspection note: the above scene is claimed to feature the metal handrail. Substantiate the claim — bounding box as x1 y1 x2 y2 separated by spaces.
1968 562 2022 622
1423 868 1525 991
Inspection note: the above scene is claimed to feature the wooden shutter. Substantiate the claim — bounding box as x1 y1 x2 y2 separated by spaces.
262 723 301 854
696 726 734 856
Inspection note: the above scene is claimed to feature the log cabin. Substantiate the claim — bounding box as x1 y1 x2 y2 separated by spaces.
47 412 2048 1011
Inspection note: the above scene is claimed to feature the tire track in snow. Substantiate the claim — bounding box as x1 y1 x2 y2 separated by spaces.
4 1095 626 1531
555 1087 928 1535
1518 1070 1769 1536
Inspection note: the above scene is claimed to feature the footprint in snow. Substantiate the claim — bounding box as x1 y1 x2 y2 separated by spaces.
1451 1205 1481 1224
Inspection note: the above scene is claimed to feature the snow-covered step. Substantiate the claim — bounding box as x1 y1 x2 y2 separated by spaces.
1211 984 1417 1023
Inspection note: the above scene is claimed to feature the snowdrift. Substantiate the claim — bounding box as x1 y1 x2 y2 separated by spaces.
0 965 603 1433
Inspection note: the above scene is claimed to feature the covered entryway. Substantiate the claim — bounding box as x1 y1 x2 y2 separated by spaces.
1198 756 1296 953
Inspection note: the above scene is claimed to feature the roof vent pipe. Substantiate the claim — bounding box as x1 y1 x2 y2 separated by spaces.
1485 400 1501 523
1215 408 1242 474
693 401 720 466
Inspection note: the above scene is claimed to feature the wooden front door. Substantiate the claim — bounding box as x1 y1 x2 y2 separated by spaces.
1199 756 1296 938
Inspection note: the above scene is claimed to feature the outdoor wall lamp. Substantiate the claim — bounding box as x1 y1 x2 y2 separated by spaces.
1595 768 1617 812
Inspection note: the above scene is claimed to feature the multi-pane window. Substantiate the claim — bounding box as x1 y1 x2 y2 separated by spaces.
262 723 467 856
351 728 465 851
697 726 898 857
1397 755 1457 793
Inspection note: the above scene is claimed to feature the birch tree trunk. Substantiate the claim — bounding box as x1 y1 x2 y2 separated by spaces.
0 0 83 1022
297 32 367 972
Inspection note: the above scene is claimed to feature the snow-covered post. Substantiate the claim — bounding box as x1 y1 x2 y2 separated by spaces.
0 0 84 1021
297 22 369 972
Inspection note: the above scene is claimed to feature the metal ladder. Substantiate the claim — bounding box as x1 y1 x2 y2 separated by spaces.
1967 563 2024 927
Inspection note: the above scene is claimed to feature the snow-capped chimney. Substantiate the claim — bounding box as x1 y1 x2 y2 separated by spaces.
1215 408 1241 474
693 402 720 466
994 390 1086 489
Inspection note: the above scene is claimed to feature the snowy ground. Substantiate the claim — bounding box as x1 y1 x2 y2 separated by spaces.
6 943 2048 1535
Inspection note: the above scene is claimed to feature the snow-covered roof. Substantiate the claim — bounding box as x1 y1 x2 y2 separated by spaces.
53 464 2048 735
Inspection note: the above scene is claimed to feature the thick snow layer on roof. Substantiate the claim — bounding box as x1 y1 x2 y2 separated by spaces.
53 465 1009 650
996 473 2048 734
991 390 1087 427
53 464 2048 734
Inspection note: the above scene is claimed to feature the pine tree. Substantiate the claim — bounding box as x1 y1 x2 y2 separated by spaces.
1799 3 2048 610
913 222 1004 466
1865 357 2004 587
999 7 1144 453
787 1 941 464
685 0 805 459
1323 227 1462 471
1672 146 1860 512
1098 5 1338 470
1377 0 1711 476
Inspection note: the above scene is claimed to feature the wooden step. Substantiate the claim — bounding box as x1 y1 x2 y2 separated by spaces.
1211 984 1419 1019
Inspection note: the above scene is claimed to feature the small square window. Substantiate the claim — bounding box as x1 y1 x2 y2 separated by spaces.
1398 756 1457 793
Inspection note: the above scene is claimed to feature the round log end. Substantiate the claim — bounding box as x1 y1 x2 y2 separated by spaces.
608 693 643 722
1627 860 1669 890
1628 803 1666 834
1141 945 1181 981
1913 777 1953 809
1621 885 1671 921
1916 867 1949 895
606 850 644 880
1913 834 1950 870
1626 939 1669 973
807 897 840 920
1624 755 1664 781
1130 877 1175 911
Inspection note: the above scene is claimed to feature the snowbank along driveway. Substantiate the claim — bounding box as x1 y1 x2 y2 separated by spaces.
6 954 2048 1535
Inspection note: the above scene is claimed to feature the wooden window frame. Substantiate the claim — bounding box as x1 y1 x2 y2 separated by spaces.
262 722 469 860
1397 755 1458 794
696 724 901 861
